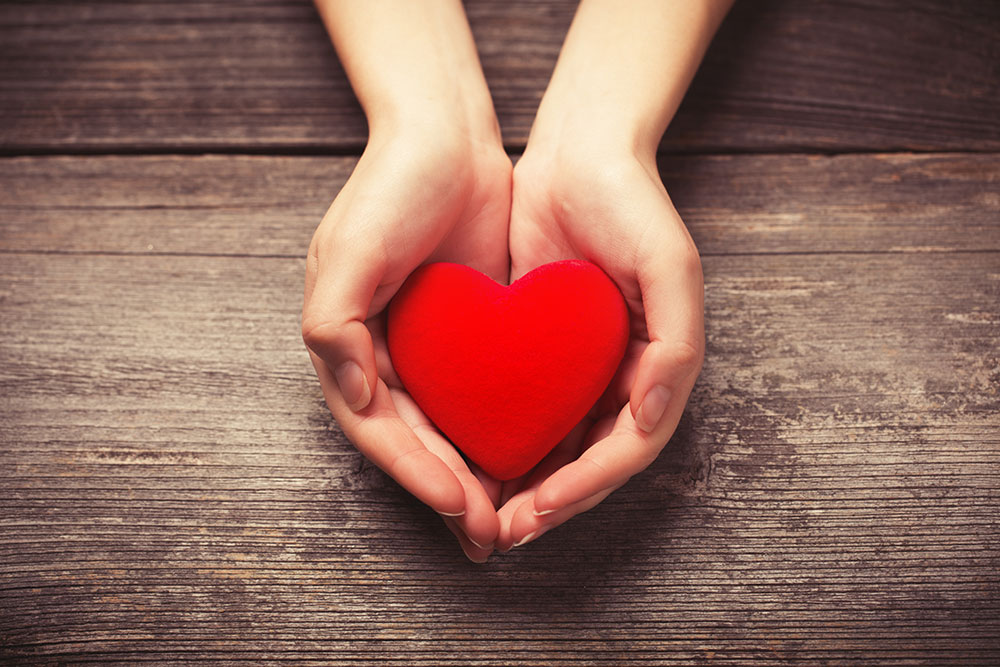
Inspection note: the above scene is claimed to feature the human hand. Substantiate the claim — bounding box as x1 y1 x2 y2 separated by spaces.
302 127 512 562
495 142 705 550
306 0 515 562
487 0 727 551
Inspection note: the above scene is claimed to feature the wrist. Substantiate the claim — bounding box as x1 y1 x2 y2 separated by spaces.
367 91 502 155
523 0 733 165
513 137 650 223
520 105 653 186
316 0 503 151
362 110 510 204
527 83 662 167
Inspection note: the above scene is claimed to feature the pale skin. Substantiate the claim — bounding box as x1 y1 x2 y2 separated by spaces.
303 0 734 561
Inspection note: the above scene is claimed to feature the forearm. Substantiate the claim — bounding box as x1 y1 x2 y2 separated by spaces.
529 0 733 159
313 0 500 145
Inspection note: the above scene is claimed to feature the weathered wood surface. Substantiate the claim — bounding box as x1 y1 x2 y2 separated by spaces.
1 252 998 664
2 152 998 257
1 0 998 153
3 0 1000 663
2 155 999 664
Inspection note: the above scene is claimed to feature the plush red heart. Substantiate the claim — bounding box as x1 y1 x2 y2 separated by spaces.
386 260 629 480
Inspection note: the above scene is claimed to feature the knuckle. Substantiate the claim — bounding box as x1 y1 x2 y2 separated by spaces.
682 247 703 278
672 242 703 280
301 314 339 351
665 338 704 375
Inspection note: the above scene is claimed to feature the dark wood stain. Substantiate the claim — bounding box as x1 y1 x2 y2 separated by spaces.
0 0 997 152
1 1 998 665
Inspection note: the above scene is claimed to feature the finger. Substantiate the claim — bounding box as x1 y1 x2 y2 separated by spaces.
444 466 500 551
494 419 593 550
530 399 691 516
301 235 386 412
524 414 613 519
470 461 503 510
508 485 618 549
311 351 466 516
579 414 617 453
392 388 500 550
442 516 493 564
368 316 403 388
628 236 705 435
507 416 621 549
495 495 533 552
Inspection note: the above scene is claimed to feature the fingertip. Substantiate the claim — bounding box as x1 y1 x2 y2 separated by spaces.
452 484 500 551
475 506 501 546
510 498 543 543
512 530 540 548
531 482 561 517
465 550 491 565
442 517 493 564
510 500 556 549
495 495 532 552
428 481 467 518
434 499 467 518
635 384 671 433
334 360 373 412
467 535 492 550
628 339 702 423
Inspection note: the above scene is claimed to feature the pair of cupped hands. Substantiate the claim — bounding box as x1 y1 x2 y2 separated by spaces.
302 119 705 562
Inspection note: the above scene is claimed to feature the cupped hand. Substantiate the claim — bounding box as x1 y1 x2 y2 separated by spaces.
302 126 511 561
496 144 705 550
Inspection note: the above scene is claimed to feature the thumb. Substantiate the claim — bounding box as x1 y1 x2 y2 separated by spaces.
301 238 384 412
629 244 705 435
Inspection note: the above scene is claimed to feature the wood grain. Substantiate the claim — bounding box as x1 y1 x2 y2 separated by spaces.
2 0 999 662
1 248 997 664
2 152 998 257
1 0 997 153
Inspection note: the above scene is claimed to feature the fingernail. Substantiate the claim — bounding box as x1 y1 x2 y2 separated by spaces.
334 361 371 411
513 530 538 548
468 537 492 550
636 385 671 433
532 507 556 517
438 509 466 518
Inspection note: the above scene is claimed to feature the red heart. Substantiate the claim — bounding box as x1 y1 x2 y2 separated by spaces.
387 260 629 480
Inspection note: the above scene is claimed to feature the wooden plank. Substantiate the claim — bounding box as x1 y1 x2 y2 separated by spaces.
1 1 997 153
2 152 998 257
1 250 998 664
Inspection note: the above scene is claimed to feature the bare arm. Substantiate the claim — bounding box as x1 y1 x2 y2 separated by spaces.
529 0 733 160
312 0 500 144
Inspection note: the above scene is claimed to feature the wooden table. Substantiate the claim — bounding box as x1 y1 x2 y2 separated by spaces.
2 1 998 664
